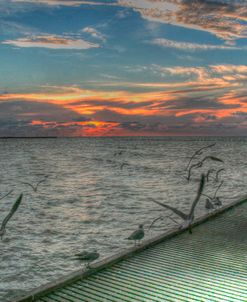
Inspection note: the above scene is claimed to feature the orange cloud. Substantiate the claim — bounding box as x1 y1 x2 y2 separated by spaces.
2 35 100 49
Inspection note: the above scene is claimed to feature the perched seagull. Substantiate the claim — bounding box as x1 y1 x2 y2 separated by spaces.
151 174 205 234
205 198 214 210
21 176 48 192
74 250 99 268
127 224 144 245
0 194 23 240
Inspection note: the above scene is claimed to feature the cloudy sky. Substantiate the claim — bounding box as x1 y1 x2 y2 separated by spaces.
0 0 247 136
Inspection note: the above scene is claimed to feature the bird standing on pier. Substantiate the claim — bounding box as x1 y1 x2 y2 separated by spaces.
127 224 145 245
0 194 23 240
74 250 100 268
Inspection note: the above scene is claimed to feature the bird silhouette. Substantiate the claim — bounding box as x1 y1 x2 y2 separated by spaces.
185 143 216 171
187 156 223 181
151 174 205 234
0 190 13 201
127 224 144 245
74 250 99 268
215 168 225 182
202 181 223 208
21 176 48 192
0 194 23 240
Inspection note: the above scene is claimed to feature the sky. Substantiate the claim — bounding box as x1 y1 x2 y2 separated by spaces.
0 0 247 137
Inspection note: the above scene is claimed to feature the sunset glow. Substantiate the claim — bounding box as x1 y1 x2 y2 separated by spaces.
1 0 247 136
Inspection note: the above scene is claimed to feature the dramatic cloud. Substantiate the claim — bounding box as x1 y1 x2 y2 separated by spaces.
1 62 247 136
2 35 100 49
118 0 247 43
152 38 241 51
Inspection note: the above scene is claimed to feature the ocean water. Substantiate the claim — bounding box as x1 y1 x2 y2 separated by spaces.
0 137 247 301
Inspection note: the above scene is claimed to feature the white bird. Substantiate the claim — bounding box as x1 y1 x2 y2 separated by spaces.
74 250 99 268
151 174 205 234
0 194 23 240
127 224 144 245
21 176 48 192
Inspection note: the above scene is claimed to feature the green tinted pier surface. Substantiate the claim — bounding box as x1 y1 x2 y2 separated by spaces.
15 197 247 302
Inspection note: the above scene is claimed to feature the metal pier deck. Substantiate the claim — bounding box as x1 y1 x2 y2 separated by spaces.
14 197 247 302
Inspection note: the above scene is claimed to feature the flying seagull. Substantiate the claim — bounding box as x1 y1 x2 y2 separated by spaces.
74 250 99 268
127 224 144 245
187 156 223 181
151 174 205 234
0 194 23 240
185 143 216 171
21 176 48 192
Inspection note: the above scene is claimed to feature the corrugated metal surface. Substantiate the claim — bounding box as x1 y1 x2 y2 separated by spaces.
33 201 247 302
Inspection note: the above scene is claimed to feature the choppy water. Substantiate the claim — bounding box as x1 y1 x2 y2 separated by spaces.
0 137 247 301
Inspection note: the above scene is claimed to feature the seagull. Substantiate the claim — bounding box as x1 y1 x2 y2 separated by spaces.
187 156 223 181
20 176 48 192
185 143 216 171
151 174 205 234
202 180 224 209
0 194 23 240
127 224 144 245
74 250 100 268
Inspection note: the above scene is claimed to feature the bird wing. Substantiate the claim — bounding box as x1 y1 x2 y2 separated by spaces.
148 216 164 231
213 180 224 198
21 182 35 191
203 156 224 163
0 194 23 232
185 143 216 171
215 168 225 181
0 190 13 201
36 178 47 189
150 198 187 220
189 174 205 220
128 229 139 239
202 193 212 200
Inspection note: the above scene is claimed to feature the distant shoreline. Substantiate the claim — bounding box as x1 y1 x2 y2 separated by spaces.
0 137 58 139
